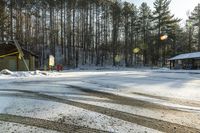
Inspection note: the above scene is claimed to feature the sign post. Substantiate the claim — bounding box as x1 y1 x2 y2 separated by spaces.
49 55 55 71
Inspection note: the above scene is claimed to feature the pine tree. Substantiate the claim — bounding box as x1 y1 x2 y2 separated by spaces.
0 0 191 68
190 4 200 51
152 0 180 66
111 1 121 66
0 0 8 41
139 2 151 65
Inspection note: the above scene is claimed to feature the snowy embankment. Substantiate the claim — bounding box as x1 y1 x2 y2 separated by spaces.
0 69 49 79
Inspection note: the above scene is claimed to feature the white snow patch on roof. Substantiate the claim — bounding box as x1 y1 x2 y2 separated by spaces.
169 52 200 60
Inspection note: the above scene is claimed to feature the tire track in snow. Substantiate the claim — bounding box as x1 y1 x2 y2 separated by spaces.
76 81 200 112
0 114 107 133
132 92 200 108
0 89 200 133
67 85 192 113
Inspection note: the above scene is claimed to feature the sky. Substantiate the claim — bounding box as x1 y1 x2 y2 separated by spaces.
124 0 199 24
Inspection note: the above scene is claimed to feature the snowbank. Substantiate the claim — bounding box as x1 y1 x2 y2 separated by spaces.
0 70 49 79
0 69 14 75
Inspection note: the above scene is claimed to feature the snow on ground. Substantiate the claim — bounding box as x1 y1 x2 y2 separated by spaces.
41 68 200 101
0 121 59 133
0 68 200 132
67 69 200 100
0 92 161 133
0 70 50 79
1 68 200 107
75 98 200 129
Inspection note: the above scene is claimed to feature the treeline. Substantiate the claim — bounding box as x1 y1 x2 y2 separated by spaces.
0 0 199 68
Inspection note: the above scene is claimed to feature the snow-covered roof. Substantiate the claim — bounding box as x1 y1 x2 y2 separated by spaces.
169 52 200 60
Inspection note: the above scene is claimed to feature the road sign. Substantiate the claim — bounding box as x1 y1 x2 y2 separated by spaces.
49 55 55 67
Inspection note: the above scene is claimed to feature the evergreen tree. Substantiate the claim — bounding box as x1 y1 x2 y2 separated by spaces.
0 0 192 68
0 0 8 41
152 0 180 66
139 2 151 65
190 4 200 51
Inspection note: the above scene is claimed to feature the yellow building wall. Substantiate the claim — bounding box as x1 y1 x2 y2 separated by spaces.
0 55 36 71
18 59 29 71
29 56 35 71
0 56 17 71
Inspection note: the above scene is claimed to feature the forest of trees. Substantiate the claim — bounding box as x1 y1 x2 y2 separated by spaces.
0 0 200 68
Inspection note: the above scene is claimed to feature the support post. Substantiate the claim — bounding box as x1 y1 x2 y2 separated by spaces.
14 39 29 71
170 61 172 69
16 54 19 71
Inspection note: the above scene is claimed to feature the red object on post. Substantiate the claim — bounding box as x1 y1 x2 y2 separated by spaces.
56 65 60 71
60 65 63 71
56 64 63 71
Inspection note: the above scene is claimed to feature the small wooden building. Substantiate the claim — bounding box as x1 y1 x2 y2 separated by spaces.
0 41 38 71
169 52 200 70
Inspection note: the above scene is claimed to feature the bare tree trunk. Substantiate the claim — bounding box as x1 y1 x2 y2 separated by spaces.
10 0 13 40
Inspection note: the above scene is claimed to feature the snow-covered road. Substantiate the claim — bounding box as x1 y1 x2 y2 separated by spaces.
0 69 200 133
